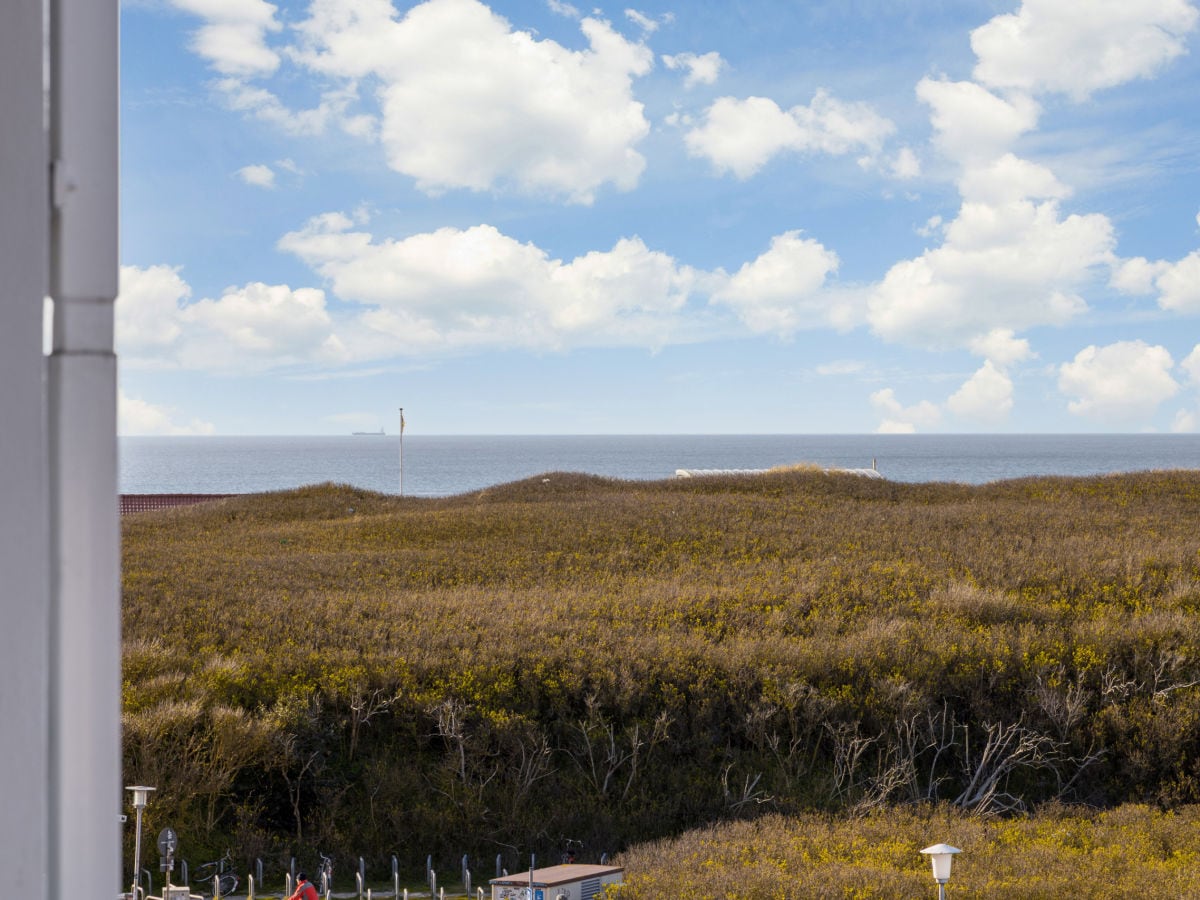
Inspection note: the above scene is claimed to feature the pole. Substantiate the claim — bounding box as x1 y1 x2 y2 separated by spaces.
131 805 144 897
398 407 404 496
48 0 121 897
0 9 52 900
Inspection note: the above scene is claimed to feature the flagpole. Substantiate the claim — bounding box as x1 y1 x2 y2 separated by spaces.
398 407 404 496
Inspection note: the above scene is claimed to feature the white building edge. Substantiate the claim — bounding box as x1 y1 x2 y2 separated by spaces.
675 464 885 479
1 0 121 896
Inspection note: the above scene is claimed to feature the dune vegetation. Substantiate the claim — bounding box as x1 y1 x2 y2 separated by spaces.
121 470 1200 892
615 803 1200 898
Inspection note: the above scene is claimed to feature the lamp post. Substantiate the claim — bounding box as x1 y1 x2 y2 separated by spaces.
126 785 155 898
919 843 961 900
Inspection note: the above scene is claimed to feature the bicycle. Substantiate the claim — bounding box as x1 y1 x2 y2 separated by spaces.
560 838 583 865
193 853 239 898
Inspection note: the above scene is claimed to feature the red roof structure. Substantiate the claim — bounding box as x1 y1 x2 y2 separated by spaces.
120 494 235 515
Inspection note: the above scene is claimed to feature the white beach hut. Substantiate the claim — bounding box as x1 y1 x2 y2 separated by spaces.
490 864 624 900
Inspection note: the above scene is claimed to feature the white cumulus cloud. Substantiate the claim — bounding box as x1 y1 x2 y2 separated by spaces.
957 153 1069 205
177 282 345 370
291 0 653 203
218 78 373 138
1111 256 1172 295
278 213 701 352
890 147 921 180
1111 241 1200 313
946 360 1014 423
709 231 855 334
685 90 895 179
174 0 655 201
917 78 1040 165
662 51 725 88
967 328 1034 366
117 265 190 356
870 387 941 434
118 390 215 436
868 0 1193 363
1182 345 1200 385
971 0 1199 100
277 212 873 352
1154 251 1200 313
1058 340 1179 422
169 0 282 76
237 163 276 188
117 264 346 372
1173 409 1200 432
624 8 659 33
868 196 1113 349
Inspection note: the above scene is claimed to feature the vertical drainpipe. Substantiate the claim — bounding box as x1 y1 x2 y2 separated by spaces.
47 0 121 896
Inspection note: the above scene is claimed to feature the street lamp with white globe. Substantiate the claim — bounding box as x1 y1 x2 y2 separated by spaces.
919 843 961 900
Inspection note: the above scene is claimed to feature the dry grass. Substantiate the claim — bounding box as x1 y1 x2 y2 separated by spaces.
120 471 1200 881
613 804 1200 899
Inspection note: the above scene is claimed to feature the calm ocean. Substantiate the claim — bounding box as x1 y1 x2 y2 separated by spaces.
119 434 1200 498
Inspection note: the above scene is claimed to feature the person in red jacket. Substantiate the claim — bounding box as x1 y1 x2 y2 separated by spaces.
289 871 319 900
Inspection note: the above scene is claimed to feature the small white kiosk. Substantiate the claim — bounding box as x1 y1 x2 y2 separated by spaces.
490 864 623 900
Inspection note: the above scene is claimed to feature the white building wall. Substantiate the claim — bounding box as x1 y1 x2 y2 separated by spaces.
0 0 51 894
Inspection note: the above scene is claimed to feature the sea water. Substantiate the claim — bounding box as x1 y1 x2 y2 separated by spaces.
119 434 1200 498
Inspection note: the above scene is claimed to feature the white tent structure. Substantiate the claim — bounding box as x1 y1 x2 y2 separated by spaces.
1 0 121 896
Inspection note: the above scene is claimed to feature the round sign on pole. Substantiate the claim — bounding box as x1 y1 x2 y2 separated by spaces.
157 828 178 856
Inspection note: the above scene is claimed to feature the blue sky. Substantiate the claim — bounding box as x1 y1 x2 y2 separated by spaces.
115 0 1200 435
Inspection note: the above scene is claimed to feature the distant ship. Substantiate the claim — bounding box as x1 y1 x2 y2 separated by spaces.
352 428 385 436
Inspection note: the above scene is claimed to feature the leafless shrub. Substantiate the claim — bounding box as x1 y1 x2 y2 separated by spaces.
567 695 670 804
1035 667 1091 739
720 765 772 813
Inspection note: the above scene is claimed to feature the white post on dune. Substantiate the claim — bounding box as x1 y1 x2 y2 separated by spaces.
399 407 405 496
47 0 122 896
